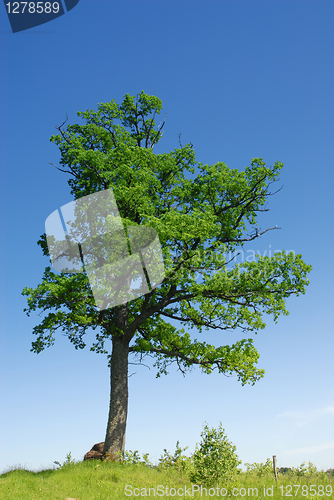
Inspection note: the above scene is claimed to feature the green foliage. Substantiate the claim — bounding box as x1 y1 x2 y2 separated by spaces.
53 451 77 469
123 450 153 466
22 90 312 389
292 461 318 477
158 441 191 473
189 422 241 486
244 457 274 476
123 450 141 464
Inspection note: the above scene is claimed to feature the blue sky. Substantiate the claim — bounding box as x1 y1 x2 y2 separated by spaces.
1 0 333 476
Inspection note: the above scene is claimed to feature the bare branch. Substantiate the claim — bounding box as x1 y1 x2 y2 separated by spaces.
178 133 183 148
151 112 167 147
56 113 69 131
49 162 76 176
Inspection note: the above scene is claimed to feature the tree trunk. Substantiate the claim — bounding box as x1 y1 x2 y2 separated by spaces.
103 333 129 459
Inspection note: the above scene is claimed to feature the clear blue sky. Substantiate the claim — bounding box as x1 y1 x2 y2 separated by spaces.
1 0 333 476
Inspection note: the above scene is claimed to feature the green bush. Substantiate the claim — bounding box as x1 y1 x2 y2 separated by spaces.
244 458 273 477
53 451 77 469
158 441 191 474
123 450 153 466
292 461 318 477
189 422 241 486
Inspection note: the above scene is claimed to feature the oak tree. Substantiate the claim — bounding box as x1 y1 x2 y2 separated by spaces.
22 91 311 459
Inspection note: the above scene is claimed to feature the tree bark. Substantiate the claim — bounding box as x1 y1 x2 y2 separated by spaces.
103 333 129 459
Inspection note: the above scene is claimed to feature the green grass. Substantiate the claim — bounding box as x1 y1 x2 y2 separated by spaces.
0 460 333 500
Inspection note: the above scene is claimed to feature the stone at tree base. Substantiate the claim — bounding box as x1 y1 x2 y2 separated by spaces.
83 442 118 461
84 442 104 460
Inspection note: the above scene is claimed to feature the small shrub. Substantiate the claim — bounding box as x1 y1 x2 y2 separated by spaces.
189 422 241 486
244 458 273 477
158 441 190 474
123 450 153 466
53 452 77 469
124 450 142 464
292 461 317 477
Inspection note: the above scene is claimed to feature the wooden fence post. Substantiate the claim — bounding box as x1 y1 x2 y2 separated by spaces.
273 455 278 481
